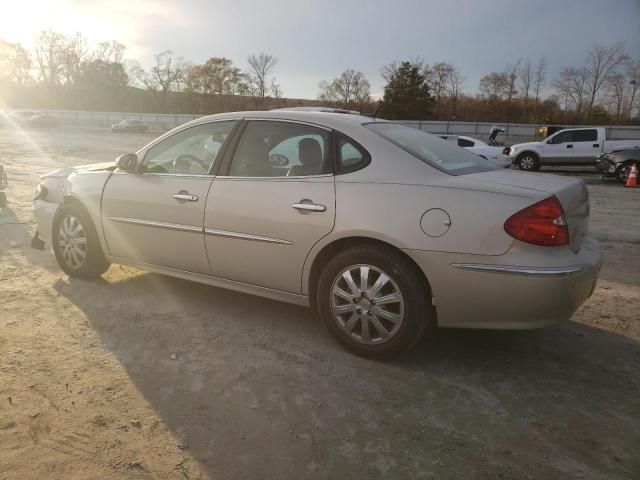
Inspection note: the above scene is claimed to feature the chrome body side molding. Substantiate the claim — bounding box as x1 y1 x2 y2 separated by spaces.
108 216 203 234
450 263 586 277
104 256 310 307
204 228 292 245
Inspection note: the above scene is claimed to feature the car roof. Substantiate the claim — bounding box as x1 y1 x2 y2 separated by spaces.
190 110 386 133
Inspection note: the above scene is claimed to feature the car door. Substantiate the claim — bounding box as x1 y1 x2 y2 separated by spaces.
543 130 575 164
101 120 238 274
204 120 335 293
571 129 600 164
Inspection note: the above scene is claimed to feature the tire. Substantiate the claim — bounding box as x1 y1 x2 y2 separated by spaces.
52 203 110 279
616 161 637 184
316 244 432 360
517 152 540 171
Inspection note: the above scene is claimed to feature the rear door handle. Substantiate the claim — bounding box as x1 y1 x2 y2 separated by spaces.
292 201 326 212
566 144 573 149
593 144 599 148
173 192 199 202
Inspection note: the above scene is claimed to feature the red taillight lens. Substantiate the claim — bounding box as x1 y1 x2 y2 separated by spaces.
504 196 569 247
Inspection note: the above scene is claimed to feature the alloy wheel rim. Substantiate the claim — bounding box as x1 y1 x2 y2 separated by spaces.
58 215 88 269
521 156 534 169
330 264 405 345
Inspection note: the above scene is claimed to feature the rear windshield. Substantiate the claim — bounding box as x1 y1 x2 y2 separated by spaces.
365 122 495 175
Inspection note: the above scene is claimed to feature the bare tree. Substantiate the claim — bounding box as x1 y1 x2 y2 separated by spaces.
584 41 629 119
0 40 32 85
247 52 278 109
429 62 452 102
34 29 66 88
150 50 186 106
479 72 510 100
59 33 90 87
532 56 547 122
93 41 126 64
553 67 589 120
605 73 626 123
505 59 521 122
626 60 640 121
270 79 283 107
446 65 465 118
318 69 371 109
519 59 532 120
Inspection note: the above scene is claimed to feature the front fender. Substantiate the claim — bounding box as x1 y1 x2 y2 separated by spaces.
62 171 113 254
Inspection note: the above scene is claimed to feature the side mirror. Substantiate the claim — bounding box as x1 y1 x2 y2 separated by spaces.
269 153 289 167
115 153 138 172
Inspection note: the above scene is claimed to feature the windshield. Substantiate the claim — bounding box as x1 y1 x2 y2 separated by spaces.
365 122 495 175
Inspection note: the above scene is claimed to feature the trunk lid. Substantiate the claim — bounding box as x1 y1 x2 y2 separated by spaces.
463 170 590 252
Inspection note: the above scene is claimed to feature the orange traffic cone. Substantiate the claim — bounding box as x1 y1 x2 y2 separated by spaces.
625 162 638 188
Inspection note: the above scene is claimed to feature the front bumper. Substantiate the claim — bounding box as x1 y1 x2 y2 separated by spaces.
594 156 617 177
33 199 58 248
405 237 602 329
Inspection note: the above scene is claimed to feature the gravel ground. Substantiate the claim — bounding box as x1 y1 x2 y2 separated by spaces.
1 126 639 480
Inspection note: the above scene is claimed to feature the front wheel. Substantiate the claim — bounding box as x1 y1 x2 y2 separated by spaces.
517 152 540 171
316 245 431 359
52 204 110 278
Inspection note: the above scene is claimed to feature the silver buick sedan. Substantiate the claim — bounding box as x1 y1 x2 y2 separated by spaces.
33 109 601 359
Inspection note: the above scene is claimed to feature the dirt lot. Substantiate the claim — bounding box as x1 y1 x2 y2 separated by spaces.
1 126 639 480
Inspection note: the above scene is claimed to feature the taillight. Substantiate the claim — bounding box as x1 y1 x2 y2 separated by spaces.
504 196 569 247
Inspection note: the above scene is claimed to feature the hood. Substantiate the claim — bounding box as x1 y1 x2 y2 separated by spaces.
510 141 543 151
41 161 115 179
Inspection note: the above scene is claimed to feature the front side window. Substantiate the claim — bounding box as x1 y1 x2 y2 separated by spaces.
572 129 597 142
365 122 494 175
142 121 236 175
229 121 330 177
550 131 573 144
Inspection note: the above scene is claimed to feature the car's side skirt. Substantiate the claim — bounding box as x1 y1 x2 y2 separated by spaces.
104 256 311 307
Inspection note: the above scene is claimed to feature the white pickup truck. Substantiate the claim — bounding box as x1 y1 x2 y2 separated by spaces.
507 127 640 170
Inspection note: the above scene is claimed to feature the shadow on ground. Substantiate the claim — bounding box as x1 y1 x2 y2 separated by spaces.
52 271 640 480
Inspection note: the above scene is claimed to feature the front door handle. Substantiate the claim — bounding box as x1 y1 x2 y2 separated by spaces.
292 201 326 212
173 192 198 202
593 144 599 148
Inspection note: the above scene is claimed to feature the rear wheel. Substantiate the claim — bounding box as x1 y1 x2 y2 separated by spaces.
616 161 637 184
52 203 110 278
317 245 431 359
517 152 540 171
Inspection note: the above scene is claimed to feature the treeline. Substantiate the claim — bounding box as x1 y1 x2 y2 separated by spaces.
1 30 638 124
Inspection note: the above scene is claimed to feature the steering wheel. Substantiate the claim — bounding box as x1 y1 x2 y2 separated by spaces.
172 154 208 173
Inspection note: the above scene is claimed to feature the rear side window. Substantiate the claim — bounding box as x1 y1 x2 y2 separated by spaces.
336 135 370 173
573 129 597 142
458 138 474 147
365 122 494 175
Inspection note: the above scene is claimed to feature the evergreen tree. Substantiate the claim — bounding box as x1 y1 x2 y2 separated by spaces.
379 61 435 119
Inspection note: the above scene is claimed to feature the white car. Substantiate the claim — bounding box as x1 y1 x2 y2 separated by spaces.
440 135 511 168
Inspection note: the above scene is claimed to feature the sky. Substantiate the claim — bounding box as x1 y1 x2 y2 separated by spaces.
1 0 639 99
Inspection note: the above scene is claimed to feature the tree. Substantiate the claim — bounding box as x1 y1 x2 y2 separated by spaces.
318 69 371 109
34 29 66 88
625 60 640 121
247 52 277 109
584 41 629 119
446 65 464 118
519 59 532 120
505 60 521 122
605 73 626 123
59 32 90 88
378 61 434 120
532 56 547 122
479 72 510 100
553 67 589 120
0 40 32 85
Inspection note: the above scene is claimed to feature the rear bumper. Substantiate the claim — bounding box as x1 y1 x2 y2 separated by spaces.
33 199 58 247
405 237 602 329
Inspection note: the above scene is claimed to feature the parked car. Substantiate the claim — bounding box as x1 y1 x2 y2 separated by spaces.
33 110 601 359
26 113 60 128
507 127 640 170
111 119 149 133
595 148 640 183
440 134 511 168
8 110 42 123
0 164 8 207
